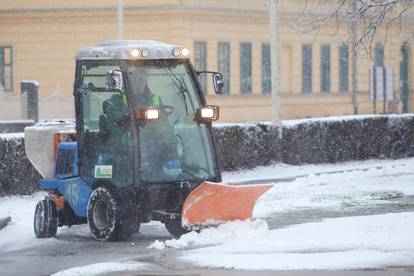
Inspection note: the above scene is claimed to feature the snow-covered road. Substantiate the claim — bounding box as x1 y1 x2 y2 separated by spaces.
1 158 414 275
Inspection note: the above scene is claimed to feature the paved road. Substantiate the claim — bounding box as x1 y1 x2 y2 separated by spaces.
0 221 174 276
1 169 414 276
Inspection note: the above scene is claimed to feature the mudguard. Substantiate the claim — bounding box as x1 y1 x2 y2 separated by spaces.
181 182 273 227
40 177 92 217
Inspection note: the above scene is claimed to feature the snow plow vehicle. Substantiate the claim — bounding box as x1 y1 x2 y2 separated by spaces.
26 40 272 241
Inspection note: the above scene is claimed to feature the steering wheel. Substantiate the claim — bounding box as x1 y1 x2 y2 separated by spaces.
161 104 174 115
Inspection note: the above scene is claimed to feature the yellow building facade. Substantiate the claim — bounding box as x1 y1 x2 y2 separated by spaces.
0 0 413 122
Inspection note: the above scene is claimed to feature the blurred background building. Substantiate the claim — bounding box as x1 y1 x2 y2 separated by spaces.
0 0 413 122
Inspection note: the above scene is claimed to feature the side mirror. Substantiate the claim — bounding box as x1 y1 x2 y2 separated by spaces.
212 73 224 95
196 105 219 123
106 69 123 91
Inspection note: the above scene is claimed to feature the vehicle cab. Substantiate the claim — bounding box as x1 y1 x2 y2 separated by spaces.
73 40 223 239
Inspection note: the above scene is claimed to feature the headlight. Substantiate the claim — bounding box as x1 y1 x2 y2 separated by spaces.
146 108 160 120
201 108 214 118
135 108 160 122
196 105 219 122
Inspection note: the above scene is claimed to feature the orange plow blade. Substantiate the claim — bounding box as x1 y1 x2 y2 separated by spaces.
182 182 273 227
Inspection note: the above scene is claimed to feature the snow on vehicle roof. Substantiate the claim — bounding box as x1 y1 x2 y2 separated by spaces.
75 40 187 60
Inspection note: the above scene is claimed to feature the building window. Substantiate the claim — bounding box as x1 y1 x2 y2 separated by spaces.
194 41 207 94
240 43 252 94
302 44 312 93
262 43 271 94
218 42 230 95
339 44 349 92
320 44 331 92
0 46 13 92
375 42 384 67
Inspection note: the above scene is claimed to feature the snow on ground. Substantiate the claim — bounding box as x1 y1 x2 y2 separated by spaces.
150 157 414 270
223 158 414 217
222 157 413 183
2 157 414 270
0 192 56 252
52 261 161 276
154 213 414 270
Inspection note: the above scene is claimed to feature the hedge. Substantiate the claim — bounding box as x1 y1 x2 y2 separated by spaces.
1 114 413 196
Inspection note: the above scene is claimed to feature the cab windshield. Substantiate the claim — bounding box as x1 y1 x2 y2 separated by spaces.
127 60 217 183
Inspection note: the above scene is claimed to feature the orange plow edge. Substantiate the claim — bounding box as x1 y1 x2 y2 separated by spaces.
182 182 273 227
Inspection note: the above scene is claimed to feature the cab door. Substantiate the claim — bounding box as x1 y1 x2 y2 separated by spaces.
74 61 134 188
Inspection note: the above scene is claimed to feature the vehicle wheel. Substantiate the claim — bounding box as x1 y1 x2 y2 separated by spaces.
164 217 190 238
87 187 137 241
34 198 58 238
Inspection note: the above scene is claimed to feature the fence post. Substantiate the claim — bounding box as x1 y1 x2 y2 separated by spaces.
20 81 39 121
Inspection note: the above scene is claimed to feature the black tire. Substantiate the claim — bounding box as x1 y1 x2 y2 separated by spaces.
34 199 58 238
164 217 190 238
87 187 137 241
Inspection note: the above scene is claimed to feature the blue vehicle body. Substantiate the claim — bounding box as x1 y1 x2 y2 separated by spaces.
40 142 91 217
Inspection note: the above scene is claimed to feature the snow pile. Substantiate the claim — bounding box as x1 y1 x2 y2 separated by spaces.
179 212 414 270
149 219 268 250
52 261 159 276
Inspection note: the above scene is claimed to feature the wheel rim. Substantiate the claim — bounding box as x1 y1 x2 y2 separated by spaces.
93 199 111 231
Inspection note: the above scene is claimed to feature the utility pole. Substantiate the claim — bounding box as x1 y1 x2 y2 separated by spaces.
350 0 358 114
117 0 124 40
269 0 282 138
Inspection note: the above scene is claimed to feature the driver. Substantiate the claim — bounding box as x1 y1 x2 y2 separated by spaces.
128 66 181 180
128 67 161 109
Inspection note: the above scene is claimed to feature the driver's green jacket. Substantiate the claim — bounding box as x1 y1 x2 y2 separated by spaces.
119 92 161 108
105 91 161 144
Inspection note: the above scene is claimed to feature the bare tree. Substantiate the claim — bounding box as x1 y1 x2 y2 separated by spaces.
291 0 413 54
289 0 413 114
